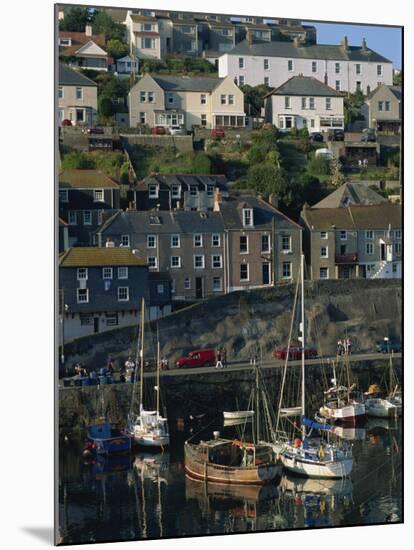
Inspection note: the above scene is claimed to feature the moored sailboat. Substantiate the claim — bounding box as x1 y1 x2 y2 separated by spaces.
127 299 169 449
275 255 353 479
365 352 402 418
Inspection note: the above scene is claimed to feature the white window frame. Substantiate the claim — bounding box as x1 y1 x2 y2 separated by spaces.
200 94 207 105
170 256 181 268
319 267 329 280
118 267 128 279
139 112 146 124
312 61 317 73
284 96 291 109
211 254 223 269
171 185 181 199
282 235 292 252
75 87 83 100
147 91 155 103
264 58 269 70
118 286 129 302
140 91 146 103
366 243 374 255
240 263 249 281
148 184 159 199
213 276 223 292
184 277 191 290
157 284 164 294
212 233 221 247
167 93 174 104
394 230 401 239
121 234 130 247
193 234 203 247
288 59 294 72
309 97 315 110
102 267 113 280
394 242 402 255
220 94 227 105
147 234 157 248
320 246 328 258
240 235 249 254
83 210 92 225
147 256 158 269
365 230 374 239
58 86 64 99
261 234 270 253
356 64 361 75
228 94 234 105
171 234 180 248
340 230 347 240
238 57 244 69
335 62 341 74
282 262 292 279
190 185 198 196
77 267 88 280
77 288 89 303
68 211 77 225
193 254 205 269
377 64 383 76
264 77 269 87
301 97 307 110
93 189 104 202
320 231 328 239
326 98 332 110
243 208 253 227
335 80 341 91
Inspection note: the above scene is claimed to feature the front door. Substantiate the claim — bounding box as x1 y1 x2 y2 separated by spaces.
381 243 386 261
195 277 203 299
262 263 270 285
94 317 99 334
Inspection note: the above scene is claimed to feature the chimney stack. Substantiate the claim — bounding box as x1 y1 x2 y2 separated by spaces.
247 30 254 46
293 36 301 48
268 193 279 209
85 23 93 37
105 238 115 248
213 187 222 212
362 37 367 51
340 35 349 51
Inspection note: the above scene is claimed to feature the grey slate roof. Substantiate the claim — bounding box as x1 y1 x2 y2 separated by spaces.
99 209 226 236
151 75 224 92
366 84 402 101
313 183 387 208
224 40 392 63
302 203 401 231
266 76 341 97
136 174 229 193
59 63 98 87
220 196 301 231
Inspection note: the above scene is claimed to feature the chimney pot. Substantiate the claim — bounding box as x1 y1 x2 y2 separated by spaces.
85 24 93 37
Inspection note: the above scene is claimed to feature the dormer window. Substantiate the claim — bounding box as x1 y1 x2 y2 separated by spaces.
59 38 71 46
243 208 253 227
171 184 181 199
148 184 159 198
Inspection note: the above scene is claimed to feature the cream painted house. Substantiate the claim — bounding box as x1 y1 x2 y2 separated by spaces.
125 11 163 60
264 76 344 132
128 74 247 130
58 64 98 127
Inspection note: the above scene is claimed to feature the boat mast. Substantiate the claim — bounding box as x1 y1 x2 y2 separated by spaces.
156 325 160 416
300 254 306 438
140 298 145 409
255 357 260 444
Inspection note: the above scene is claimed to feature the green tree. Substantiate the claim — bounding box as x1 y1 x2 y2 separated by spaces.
246 163 285 197
99 96 114 118
393 70 402 86
344 90 365 127
59 7 91 32
61 152 96 170
106 39 129 60
92 10 125 41
240 84 271 116
308 155 331 176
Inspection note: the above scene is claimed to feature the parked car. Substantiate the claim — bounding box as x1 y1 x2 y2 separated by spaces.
274 345 318 361
315 147 334 160
85 127 105 134
175 349 216 369
361 128 377 142
310 132 324 142
61 119 72 127
151 126 167 135
376 338 401 353
328 129 344 141
169 125 186 136
211 127 225 138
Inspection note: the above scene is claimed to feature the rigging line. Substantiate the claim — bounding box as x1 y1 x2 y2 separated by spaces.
186 416 221 443
275 264 301 433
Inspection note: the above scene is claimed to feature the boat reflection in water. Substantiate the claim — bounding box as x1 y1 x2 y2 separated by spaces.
331 424 366 441
185 475 286 532
279 474 354 528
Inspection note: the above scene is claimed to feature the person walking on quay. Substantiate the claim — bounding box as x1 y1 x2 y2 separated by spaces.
221 346 227 368
107 355 115 375
215 348 224 369
337 339 344 356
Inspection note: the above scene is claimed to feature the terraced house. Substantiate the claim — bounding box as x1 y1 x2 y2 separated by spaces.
128 74 246 130
300 203 402 280
219 36 393 93
59 247 171 342
58 64 98 127
95 193 302 299
59 169 120 246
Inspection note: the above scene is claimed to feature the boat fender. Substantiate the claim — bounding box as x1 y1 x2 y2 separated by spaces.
318 445 325 459
82 449 92 458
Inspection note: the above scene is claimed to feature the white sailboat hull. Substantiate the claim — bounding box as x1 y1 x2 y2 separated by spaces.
133 433 170 447
223 411 254 420
281 451 353 479
319 401 365 422
365 398 401 418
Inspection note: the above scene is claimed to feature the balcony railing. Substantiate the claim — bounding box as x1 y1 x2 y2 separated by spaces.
335 253 358 264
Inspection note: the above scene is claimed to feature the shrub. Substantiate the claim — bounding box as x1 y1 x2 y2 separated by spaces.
308 155 331 175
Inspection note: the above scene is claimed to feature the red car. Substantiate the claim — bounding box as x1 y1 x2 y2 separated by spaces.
61 119 72 127
211 127 225 138
175 349 216 369
274 345 318 361
151 126 167 135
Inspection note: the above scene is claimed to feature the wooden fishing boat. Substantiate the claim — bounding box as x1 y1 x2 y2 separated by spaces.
85 419 133 456
184 435 280 485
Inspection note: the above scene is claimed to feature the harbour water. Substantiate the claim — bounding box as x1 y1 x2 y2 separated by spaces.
58 416 402 544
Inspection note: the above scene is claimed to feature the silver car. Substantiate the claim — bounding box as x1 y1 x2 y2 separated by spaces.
169 126 186 136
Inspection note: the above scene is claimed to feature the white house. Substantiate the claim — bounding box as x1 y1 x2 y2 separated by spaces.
113 55 139 75
125 11 163 60
219 37 393 94
264 76 344 132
